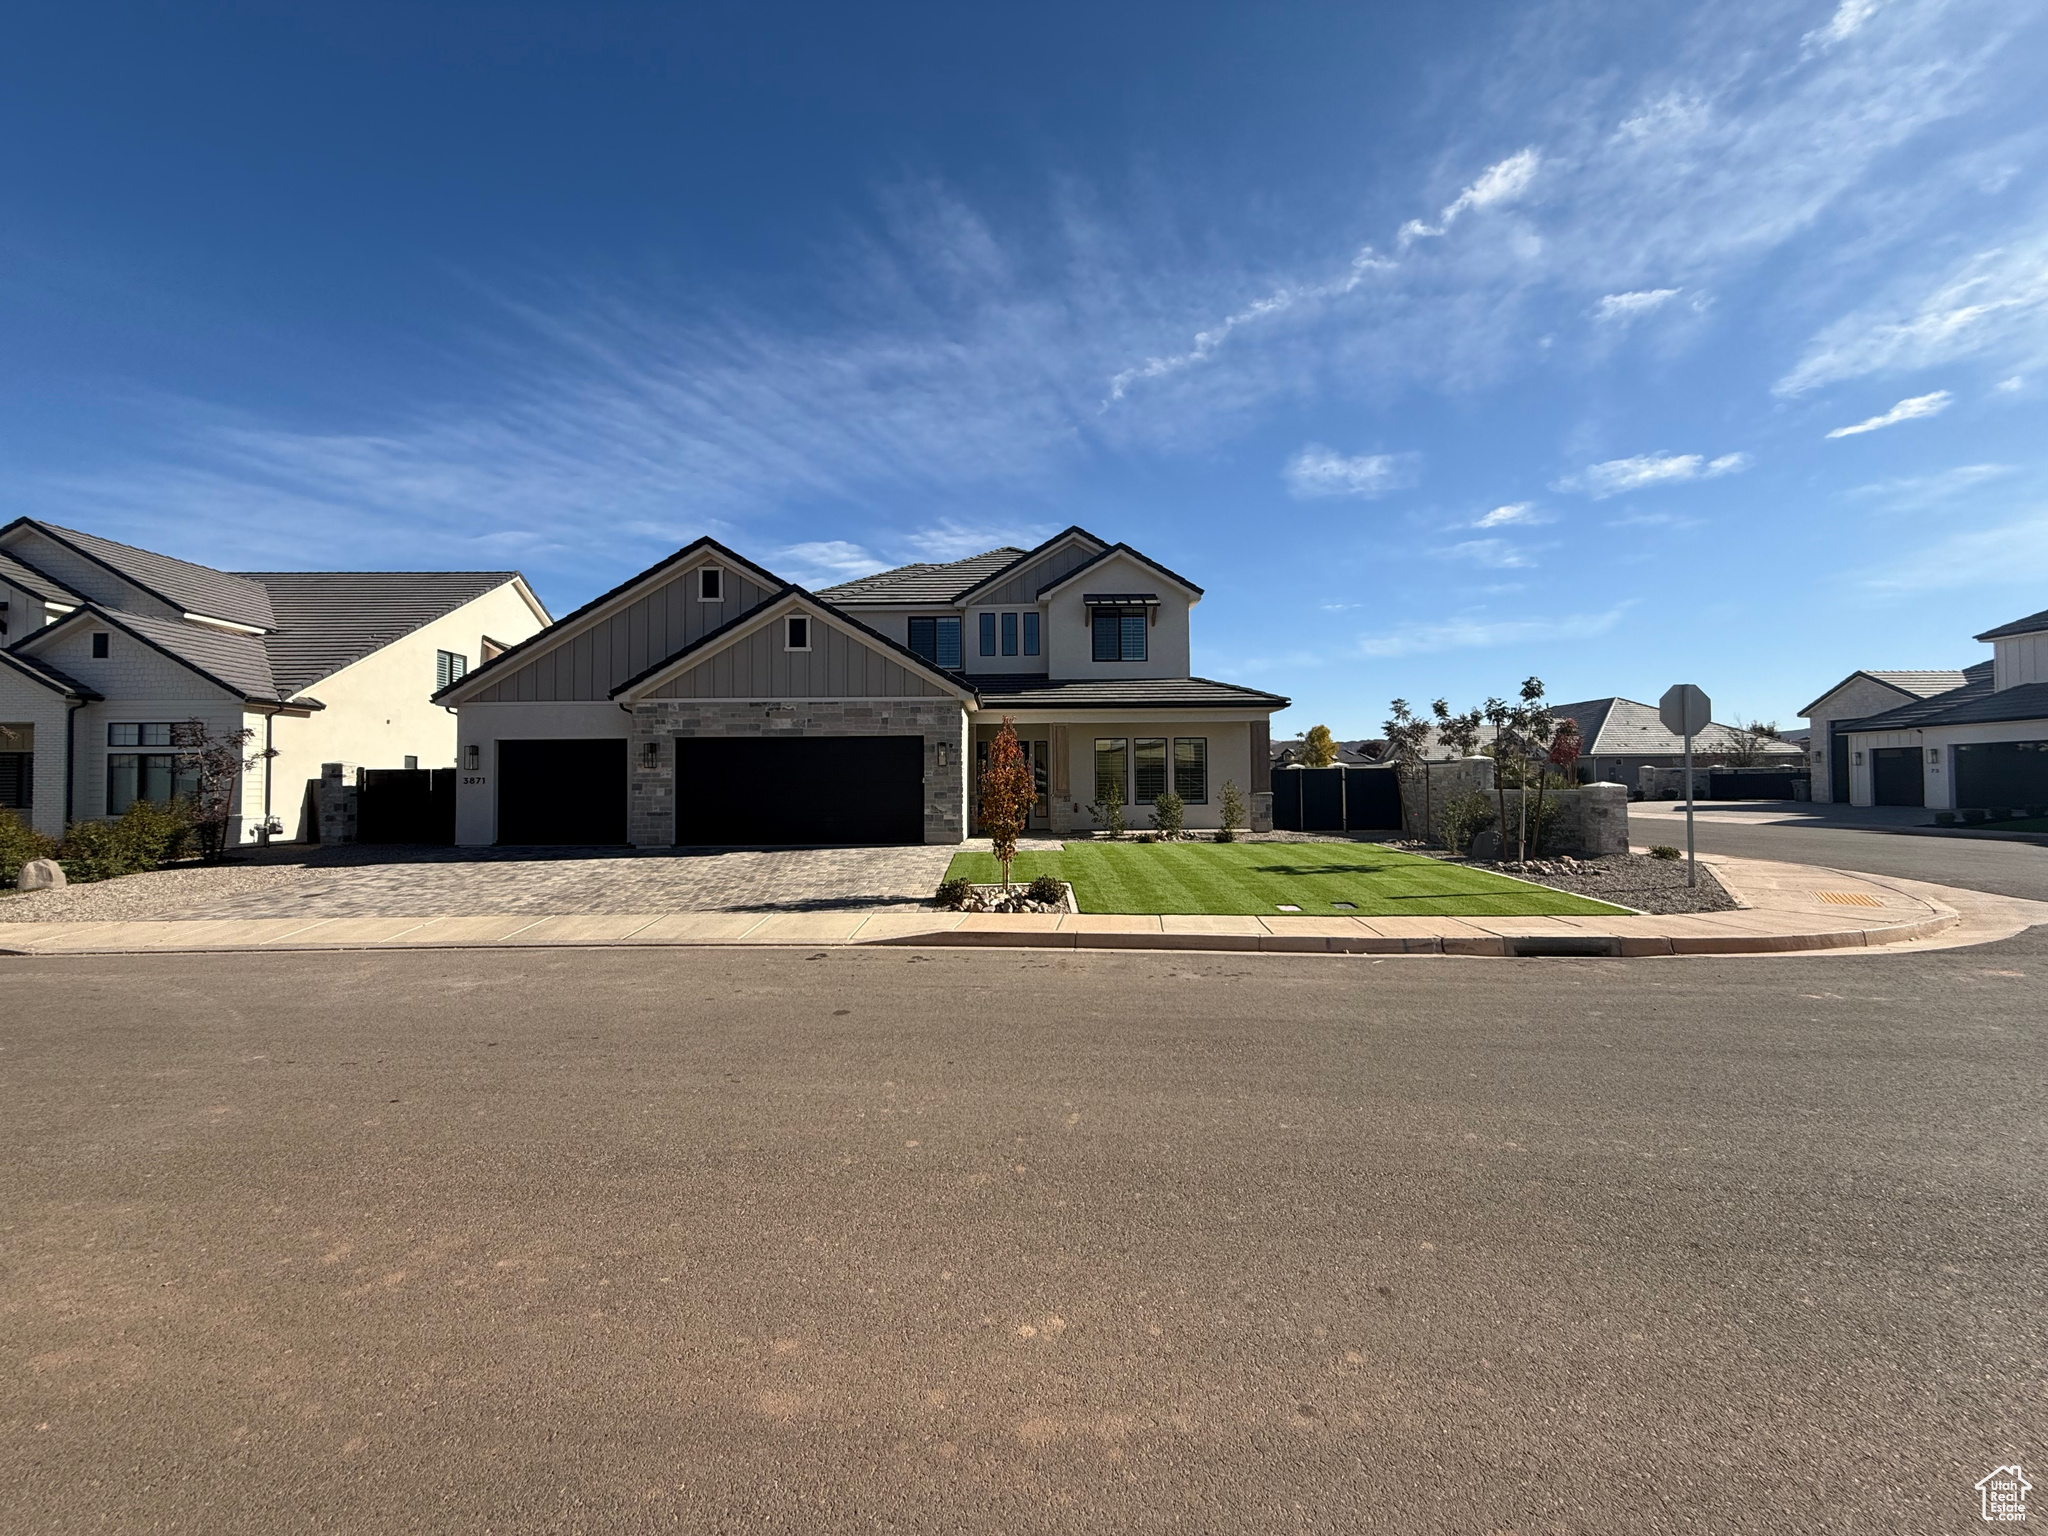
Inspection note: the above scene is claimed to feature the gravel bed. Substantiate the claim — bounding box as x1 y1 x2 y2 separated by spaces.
0 863 313 923
1462 853 1739 914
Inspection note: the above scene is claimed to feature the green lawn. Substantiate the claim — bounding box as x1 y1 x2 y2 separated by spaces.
944 841 1630 917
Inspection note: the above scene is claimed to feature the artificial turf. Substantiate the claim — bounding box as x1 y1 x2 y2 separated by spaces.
942 840 1630 917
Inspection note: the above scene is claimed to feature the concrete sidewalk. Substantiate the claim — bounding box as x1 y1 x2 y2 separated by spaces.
6 854 2045 959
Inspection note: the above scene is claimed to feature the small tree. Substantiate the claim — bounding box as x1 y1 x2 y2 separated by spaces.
978 717 1034 888
1088 756 1127 839
1722 720 1781 768
1433 699 1484 759
1532 717 1581 856
1217 779 1246 842
1150 788 1185 839
1383 698 1431 836
1299 724 1339 768
175 718 257 863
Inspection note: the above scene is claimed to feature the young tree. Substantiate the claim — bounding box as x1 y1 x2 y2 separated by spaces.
1382 698 1432 835
1299 723 1339 768
978 717 1035 888
1432 699 1484 759
1722 719 1782 768
1533 716 1581 856
175 718 256 863
1515 677 1553 861
1217 779 1245 842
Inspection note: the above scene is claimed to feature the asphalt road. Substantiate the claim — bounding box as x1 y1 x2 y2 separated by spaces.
4 940 2042 1534
1632 812 2048 901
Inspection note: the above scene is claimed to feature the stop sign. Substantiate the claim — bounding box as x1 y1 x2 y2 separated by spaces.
1660 684 1711 738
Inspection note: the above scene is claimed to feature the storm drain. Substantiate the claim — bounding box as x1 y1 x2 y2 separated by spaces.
1506 935 1624 958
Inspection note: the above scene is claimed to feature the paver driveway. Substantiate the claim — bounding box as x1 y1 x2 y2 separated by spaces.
1 844 959 921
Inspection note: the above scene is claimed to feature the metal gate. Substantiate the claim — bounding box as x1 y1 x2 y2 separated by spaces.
1272 765 1402 832
357 768 456 844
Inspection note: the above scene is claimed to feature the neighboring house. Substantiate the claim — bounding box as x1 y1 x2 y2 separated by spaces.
0 518 548 843
1548 697 1806 786
1800 670 1968 803
431 527 1288 847
1825 604 2048 809
1272 738 1381 767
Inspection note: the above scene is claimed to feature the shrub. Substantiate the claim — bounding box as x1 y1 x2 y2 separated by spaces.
1150 789 1185 840
1213 828 1235 843
1218 779 1246 836
1437 791 1494 856
1135 832 1156 843
1963 808 1988 824
1026 874 1065 906
1 808 60 887
59 800 194 883
1089 779 1127 838
1934 811 1956 827
1650 844 1682 860
934 876 972 910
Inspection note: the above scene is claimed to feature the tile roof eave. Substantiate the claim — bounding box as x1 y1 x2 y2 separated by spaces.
0 645 101 699
19 604 283 706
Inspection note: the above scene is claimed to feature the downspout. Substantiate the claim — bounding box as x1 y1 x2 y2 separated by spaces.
261 709 275 845
65 696 82 827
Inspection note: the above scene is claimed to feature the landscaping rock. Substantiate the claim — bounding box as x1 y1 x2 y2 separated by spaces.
16 859 65 892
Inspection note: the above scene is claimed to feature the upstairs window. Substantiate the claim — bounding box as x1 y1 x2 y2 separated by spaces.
979 613 997 657
699 567 723 602
1001 612 1018 656
436 650 469 691
785 615 811 651
908 616 962 670
1023 612 1040 656
91 632 110 658
1091 609 1148 662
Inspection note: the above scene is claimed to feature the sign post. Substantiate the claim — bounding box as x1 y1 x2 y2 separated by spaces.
1659 684 1712 888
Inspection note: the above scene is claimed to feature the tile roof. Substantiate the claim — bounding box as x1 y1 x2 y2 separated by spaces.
1800 668 1969 715
1034 541 1205 599
962 674 1289 709
1841 663 2048 730
817 548 1025 605
1976 607 2048 642
0 646 100 699
22 520 277 630
14 606 287 704
0 547 87 606
239 570 522 694
1550 697 1804 758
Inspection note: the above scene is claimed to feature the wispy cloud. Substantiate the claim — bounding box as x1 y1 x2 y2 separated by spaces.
1398 148 1542 245
1353 605 1632 658
1594 288 1680 322
778 541 886 586
1824 389 1953 437
1474 502 1544 527
1843 461 2015 509
1560 451 1750 498
899 518 1049 560
1857 510 2048 592
1805 0 1883 51
1283 446 1421 500
1439 538 1539 568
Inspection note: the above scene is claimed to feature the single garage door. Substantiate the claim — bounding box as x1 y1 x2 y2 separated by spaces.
675 735 925 845
497 738 627 845
1870 746 1924 807
1955 740 2048 810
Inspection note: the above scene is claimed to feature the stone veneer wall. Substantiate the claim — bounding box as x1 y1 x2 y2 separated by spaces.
1396 759 1629 856
627 699 967 847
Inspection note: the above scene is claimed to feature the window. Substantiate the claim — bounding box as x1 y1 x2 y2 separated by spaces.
908 616 962 669
1134 738 1168 803
108 723 174 747
1093 738 1127 807
979 612 997 656
699 567 723 601
0 724 29 809
106 754 197 816
91 632 110 658
437 650 469 690
1091 609 1148 662
1023 612 1040 656
1032 738 1049 813
1001 612 1018 656
403 755 419 771
785 615 811 651
1174 737 1208 803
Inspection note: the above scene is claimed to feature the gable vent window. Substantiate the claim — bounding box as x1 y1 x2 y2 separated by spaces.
92 632 110 658
436 650 469 691
699 567 723 602
785 615 811 652
908 616 962 669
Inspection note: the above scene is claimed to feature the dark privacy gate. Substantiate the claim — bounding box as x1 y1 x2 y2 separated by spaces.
1271 765 1403 832
355 768 456 844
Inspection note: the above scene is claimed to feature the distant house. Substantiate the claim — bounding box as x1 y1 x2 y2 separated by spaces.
1546 697 1804 786
1271 737 1382 767
1819 604 2048 810
0 519 549 843
1801 670 1969 803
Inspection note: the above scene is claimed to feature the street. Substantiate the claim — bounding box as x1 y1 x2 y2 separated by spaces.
4 937 2041 1533
1635 810 2048 902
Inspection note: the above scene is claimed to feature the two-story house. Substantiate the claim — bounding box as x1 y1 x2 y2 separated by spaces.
0 518 549 843
432 527 1286 846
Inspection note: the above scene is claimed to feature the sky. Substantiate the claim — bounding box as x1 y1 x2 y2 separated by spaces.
3 0 2044 737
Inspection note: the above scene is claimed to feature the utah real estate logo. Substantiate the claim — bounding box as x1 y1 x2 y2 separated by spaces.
1977 1465 2031 1524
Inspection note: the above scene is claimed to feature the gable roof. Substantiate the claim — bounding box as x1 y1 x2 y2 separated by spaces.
432 535 783 705
1801 668 1968 717
15 604 294 706
1548 697 1803 758
1977 606 2048 642
1837 662 1994 731
1 518 277 631
1842 662 2048 732
950 526 1111 605
0 547 88 606
0 645 100 699
1033 541 1205 600
816 547 1026 605
608 586 979 703
236 570 530 695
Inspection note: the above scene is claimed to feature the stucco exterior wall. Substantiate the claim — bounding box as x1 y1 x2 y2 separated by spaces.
0 673 77 839
973 716 1257 834
264 582 547 840
1041 553 1193 681
451 700 629 847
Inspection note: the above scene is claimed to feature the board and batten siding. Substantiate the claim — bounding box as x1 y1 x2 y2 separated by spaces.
652 620 946 700
468 569 777 703
974 540 1102 606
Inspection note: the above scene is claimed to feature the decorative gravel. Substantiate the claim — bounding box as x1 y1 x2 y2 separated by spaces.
1462 853 1740 915
0 863 313 923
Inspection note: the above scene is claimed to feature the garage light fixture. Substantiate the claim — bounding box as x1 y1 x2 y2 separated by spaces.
643 740 661 766
462 744 480 771
1927 748 1940 764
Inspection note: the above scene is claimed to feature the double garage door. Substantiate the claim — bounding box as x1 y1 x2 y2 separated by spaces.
495 735 924 845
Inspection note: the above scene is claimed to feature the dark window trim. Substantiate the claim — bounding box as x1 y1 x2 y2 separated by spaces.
1173 736 1209 803
1023 612 1040 656
785 614 812 652
979 612 997 656
699 566 724 602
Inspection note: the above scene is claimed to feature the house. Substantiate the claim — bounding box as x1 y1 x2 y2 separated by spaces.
1824 604 2048 809
1800 670 1969 803
1547 697 1806 786
430 527 1288 846
0 519 549 843
1272 738 1381 767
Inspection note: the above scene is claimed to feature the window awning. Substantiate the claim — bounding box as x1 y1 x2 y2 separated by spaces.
1081 593 1160 607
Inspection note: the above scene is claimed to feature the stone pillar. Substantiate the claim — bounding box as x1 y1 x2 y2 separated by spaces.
316 762 359 844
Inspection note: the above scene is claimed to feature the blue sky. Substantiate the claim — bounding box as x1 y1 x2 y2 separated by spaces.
4 1 2044 735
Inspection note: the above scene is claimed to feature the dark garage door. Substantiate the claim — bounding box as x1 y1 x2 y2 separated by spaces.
675 736 925 845
1870 746 1924 807
497 739 627 845
1955 740 2048 810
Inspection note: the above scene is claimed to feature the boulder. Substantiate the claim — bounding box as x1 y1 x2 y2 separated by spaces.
16 858 65 892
